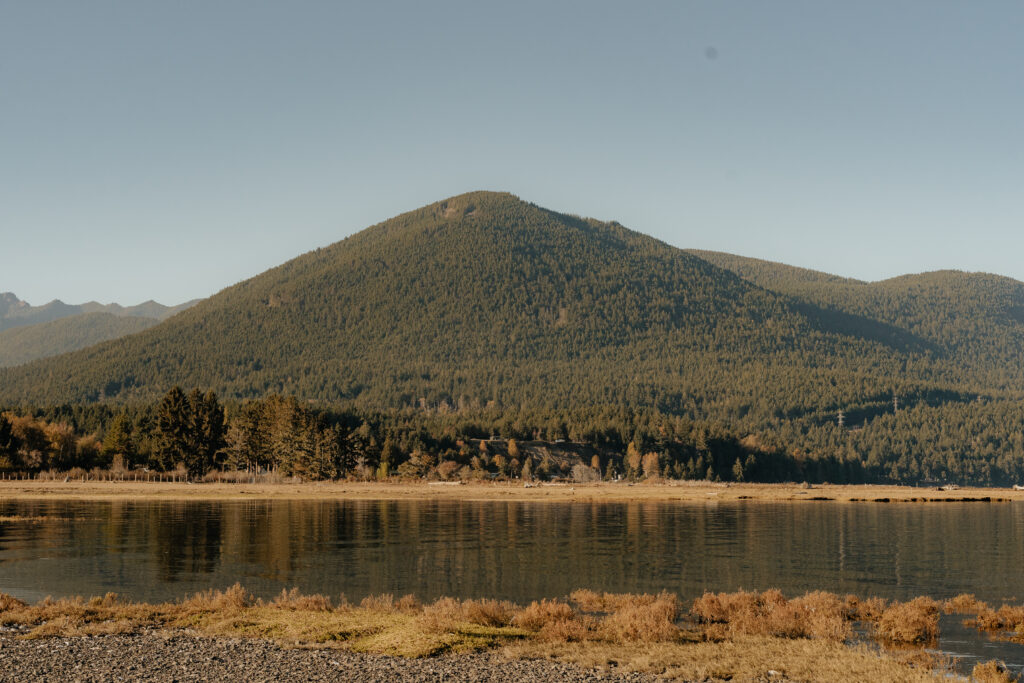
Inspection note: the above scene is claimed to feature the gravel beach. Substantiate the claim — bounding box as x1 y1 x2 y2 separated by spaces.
0 631 655 682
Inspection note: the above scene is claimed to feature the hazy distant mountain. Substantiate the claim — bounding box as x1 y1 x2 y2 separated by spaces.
0 293 198 333
0 313 159 368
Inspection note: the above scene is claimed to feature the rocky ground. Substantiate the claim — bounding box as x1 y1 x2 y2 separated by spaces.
0 630 654 682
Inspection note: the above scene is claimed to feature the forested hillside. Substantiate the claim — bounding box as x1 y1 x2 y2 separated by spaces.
689 249 1024 387
0 192 920 421
0 313 158 368
3 193 1024 484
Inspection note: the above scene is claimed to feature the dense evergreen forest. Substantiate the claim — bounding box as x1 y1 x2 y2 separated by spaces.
4 387 1024 485
2 192 1024 485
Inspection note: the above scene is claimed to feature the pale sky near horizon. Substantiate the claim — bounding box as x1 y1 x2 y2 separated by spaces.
3 1 1022 306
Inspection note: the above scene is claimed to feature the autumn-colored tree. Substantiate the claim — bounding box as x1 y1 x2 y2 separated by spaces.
642 452 661 479
625 441 642 479
437 460 460 480
521 456 533 482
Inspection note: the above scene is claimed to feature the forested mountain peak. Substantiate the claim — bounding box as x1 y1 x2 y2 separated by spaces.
0 191 853 409
4 191 1024 451
0 293 29 318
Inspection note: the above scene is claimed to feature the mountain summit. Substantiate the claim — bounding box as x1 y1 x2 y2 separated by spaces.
0 192 834 409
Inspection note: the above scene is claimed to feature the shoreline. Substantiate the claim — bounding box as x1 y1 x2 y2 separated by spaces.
0 586 970 682
0 479 1019 503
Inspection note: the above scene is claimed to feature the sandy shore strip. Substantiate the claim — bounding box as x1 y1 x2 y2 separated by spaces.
0 479 1019 503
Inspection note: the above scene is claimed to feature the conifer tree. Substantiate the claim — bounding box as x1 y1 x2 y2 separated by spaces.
102 412 136 466
0 414 16 459
155 386 190 470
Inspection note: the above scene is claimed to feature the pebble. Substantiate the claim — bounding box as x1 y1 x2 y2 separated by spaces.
0 631 654 682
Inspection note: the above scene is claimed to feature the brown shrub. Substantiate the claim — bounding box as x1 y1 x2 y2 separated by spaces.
463 599 516 627
972 660 1015 683
599 594 680 642
691 590 849 641
569 589 605 612
513 599 575 631
0 593 28 612
874 597 939 644
943 593 989 615
420 596 516 632
967 604 1024 633
571 590 679 615
848 595 888 622
179 583 252 614
358 594 398 612
395 594 422 614
512 598 590 641
538 615 593 642
420 597 463 632
269 588 332 611
790 591 851 641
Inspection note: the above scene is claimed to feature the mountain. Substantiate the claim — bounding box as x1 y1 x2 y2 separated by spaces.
0 191 920 416
2 192 1023 435
0 293 198 333
688 250 1024 388
0 313 160 368
6 192 1024 484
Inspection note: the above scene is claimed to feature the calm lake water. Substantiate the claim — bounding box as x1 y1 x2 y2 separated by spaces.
1 499 1023 671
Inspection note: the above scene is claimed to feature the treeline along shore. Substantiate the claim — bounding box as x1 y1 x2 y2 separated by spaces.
4 386 1024 487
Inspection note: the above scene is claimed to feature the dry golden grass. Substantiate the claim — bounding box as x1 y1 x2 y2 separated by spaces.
872 597 940 644
568 590 682 643
972 660 1016 683
0 585 991 680
960 603 1024 644
505 636 946 682
845 594 888 621
691 589 851 641
943 593 990 615
420 597 517 632
269 588 333 611
511 598 574 631
511 598 592 642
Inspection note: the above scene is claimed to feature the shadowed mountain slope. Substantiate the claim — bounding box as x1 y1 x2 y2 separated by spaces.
689 250 1024 389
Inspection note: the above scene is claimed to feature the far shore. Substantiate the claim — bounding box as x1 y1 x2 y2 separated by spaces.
0 479 1020 503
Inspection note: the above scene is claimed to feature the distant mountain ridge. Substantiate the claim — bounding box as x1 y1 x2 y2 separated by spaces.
0 293 198 332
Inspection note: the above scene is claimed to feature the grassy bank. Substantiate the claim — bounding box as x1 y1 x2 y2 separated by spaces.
2 586 1019 682
0 479 1020 503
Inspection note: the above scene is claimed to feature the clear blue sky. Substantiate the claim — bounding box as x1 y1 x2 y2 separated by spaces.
3 1 1022 306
